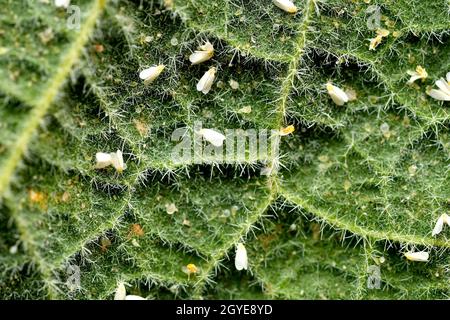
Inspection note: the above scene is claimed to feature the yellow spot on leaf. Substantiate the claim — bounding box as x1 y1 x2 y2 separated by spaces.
28 190 47 210
279 125 295 136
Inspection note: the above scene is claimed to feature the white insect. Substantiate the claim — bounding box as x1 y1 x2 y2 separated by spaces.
427 72 450 101
55 0 70 8
95 150 127 172
235 243 248 271
95 152 113 169
110 150 126 172
404 251 429 262
273 0 298 13
198 128 226 147
189 41 214 65
407 66 428 84
114 282 127 300
114 282 146 300
326 83 349 106
432 213 450 236
139 65 165 84
196 67 217 94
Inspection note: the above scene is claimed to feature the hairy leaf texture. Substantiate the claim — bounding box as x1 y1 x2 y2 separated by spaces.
0 0 449 299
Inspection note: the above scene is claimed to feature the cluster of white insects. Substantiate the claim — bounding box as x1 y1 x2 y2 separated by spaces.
96 0 301 172
325 68 450 107
406 67 450 102
82 1 449 296
139 40 215 92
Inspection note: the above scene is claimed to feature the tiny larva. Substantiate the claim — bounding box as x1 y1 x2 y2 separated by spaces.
279 125 295 136
369 29 390 51
197 128 226 147
165 203 178 215
182 263 199 278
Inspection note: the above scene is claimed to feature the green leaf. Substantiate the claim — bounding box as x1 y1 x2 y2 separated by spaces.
0 0 106 196
0 0 449 299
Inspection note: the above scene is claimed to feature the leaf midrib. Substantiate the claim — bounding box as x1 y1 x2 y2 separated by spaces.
0 0 107 299
0 0 107 198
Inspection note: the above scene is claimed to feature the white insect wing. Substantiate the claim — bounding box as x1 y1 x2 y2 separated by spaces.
110 150 126 172
139 68 153 80
197 68 216 94
273 0 297 13
405 251 429 262
432 216 444 236
55 0 70 8
407 71 421 84
327 83 349 106
432 214 450 236
95 152 112 169
139 65 164 84
114 282 127 300
189 51 210 65
189 42 214 65
428 73 450 101
436 78 450 95
235 243 248 271
428 89 450 101
200 129 225 147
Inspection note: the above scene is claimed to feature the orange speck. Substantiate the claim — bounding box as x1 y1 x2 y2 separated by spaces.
29 190 44 202
28 190 47 210
186 263 198 274
129 223 144 237
94 44 104 53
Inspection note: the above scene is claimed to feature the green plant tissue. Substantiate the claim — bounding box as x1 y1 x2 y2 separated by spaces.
0 0 449 299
